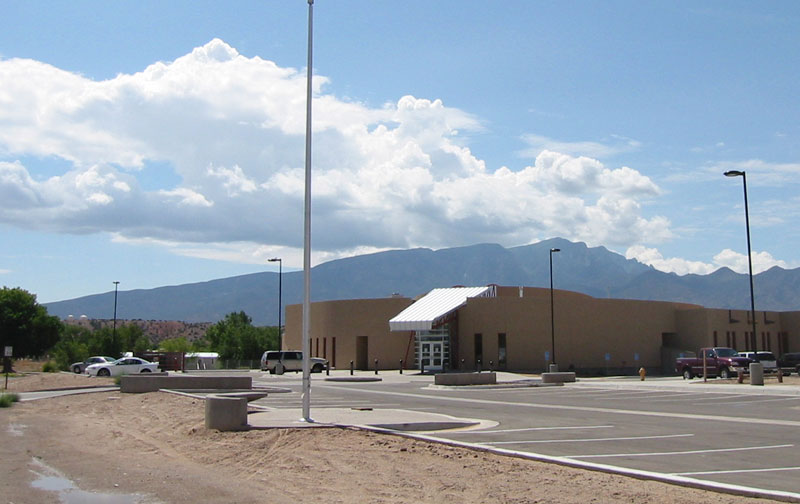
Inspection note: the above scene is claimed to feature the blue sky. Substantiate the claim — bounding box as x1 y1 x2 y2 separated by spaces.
2 1 799 303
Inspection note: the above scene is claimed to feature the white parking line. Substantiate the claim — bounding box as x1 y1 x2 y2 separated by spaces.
485 433 693 445
673 466 800 476
325 385 800 427
571 443 793 459
447 425 613 435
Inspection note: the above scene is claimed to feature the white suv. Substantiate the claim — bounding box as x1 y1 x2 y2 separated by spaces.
260 350 328 374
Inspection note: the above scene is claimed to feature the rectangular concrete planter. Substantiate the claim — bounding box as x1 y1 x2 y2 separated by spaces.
434 372 497 386
541 372 576 383
120 374 252 393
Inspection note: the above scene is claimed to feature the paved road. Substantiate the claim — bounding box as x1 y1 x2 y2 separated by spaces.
250 371 800 500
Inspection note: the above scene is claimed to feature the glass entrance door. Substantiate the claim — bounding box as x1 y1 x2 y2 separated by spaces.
418 333 447 372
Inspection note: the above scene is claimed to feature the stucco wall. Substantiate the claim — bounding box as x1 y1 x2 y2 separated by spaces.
284 297 413 370
284 286 800 375
459 289 683 372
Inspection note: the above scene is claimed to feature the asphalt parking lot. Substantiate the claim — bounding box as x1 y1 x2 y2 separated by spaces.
249 371 800 501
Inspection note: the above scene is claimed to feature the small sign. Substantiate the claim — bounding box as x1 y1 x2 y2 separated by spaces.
634 353 640 362
604 352 611 361
544 351 550 362
3 346 11 357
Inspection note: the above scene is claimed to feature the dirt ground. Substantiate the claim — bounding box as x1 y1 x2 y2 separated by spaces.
0 371 785 504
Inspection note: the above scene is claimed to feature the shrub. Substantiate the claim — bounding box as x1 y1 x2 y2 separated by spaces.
0 393 20 407
41 361 59 373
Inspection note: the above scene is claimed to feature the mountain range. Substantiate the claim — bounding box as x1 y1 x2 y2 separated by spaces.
43 238 800 325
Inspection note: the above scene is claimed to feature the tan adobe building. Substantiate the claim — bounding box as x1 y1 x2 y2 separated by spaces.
283 285 800 375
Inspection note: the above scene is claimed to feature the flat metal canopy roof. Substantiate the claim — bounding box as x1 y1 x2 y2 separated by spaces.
389 286 494 331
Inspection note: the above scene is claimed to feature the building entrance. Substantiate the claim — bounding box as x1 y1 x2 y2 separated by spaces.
416 330 449 372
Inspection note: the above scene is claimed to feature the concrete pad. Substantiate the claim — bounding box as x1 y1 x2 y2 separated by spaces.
434 372 496 386
247 407 496 432
324 376 382 382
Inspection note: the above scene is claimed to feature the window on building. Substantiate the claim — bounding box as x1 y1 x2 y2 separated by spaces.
332 337 336 368
323 338 327 359
726 331 731 347
732 331 737 350
474 333 483 367
713 331 718 347
498 333 507 368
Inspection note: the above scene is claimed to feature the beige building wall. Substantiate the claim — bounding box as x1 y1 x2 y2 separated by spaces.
284 286 800 374
459 288 691 372
284 297 413 370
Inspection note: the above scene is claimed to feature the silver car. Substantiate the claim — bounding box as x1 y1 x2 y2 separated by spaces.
70 356 117 374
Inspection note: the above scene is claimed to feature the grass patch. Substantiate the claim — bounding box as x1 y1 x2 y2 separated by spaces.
0 393 20 407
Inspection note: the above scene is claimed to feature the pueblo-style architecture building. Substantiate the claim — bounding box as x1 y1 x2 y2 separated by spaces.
283 285 800 375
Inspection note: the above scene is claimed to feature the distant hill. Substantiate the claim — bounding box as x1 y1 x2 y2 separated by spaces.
44 238 800 325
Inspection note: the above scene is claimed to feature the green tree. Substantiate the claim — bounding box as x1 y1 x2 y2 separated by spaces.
117 324 151 354
206 311 277 360
50 325 92 370
159 336 192 353
0 287 62 358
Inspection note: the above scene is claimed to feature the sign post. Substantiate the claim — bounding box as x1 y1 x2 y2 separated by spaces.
3 346 12 390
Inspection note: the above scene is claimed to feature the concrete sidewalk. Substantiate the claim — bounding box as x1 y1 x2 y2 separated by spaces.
247 406 495 431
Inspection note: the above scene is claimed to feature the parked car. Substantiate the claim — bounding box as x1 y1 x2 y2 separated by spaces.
260 350 328 374
675 347 751 379
70 356 117 374
737 351 778 373
778 352 800 376
85 357 159 377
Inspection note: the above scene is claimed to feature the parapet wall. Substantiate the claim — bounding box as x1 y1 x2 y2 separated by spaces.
120 374 252 393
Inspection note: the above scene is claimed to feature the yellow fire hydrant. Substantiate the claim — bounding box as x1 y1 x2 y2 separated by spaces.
638 367 646 381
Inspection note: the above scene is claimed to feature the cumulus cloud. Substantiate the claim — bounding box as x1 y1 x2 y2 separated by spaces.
712 248 788 274
626 245 789 276
0 39 671 265
519 133 641 159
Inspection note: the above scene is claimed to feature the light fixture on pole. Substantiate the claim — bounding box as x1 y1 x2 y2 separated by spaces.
301 0 314 422
268 257 282 350
724 169 763 385
549 248 560 371
112 281 120 355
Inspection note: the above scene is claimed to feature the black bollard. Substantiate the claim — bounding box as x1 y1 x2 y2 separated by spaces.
477 359 482 373
375 358 379 375
489 360 493 371
399 360 403 374
350 360 354 375
326 361 330 376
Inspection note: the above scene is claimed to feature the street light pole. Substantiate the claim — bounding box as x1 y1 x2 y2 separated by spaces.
301 0 314 422
549 248 560 371
112 281 120 355
268 258 282 350
725 170 763 385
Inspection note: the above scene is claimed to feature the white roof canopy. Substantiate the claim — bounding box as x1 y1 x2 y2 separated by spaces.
389 286 495 331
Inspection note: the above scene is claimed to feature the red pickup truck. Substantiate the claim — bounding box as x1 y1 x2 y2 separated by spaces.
675 347 752 379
